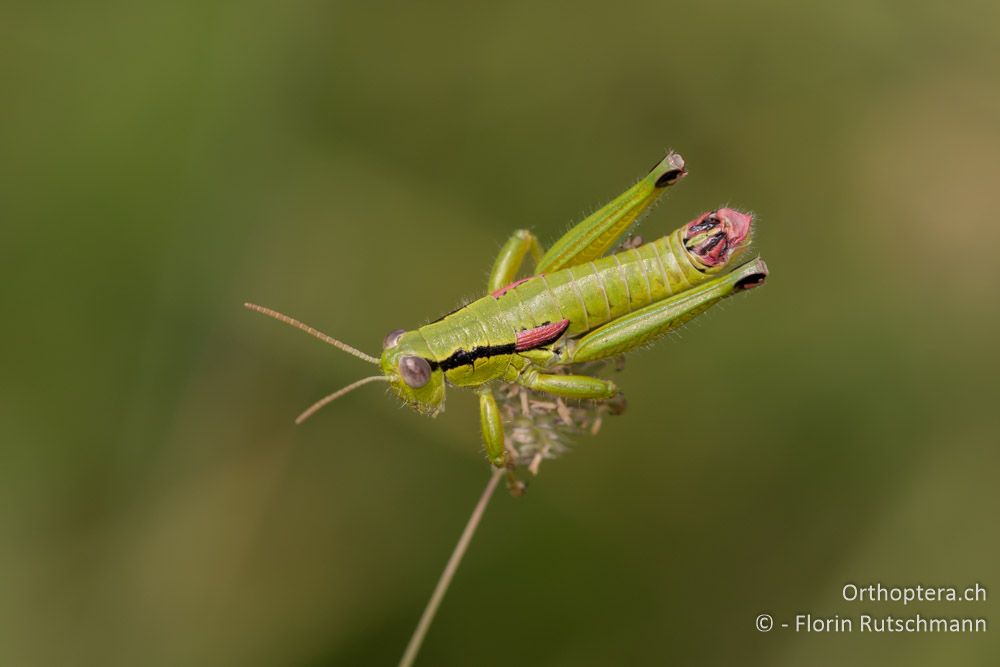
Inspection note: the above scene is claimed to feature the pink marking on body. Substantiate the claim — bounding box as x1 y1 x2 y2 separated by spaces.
515 319 570 352
718 208 752 246
491 275 537 298
683 208 754 267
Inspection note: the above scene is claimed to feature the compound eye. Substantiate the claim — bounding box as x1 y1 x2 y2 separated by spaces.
383 328 406 349
399 356 432 388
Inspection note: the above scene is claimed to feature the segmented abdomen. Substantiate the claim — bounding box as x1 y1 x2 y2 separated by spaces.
417 228 709 385
495 228 705 337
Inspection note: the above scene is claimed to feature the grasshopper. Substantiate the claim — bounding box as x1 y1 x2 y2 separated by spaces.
247 151 768 467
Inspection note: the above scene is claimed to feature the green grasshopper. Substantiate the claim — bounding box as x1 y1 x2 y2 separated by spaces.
246 151 768 467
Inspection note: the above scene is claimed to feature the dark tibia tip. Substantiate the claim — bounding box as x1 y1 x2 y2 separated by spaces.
735 272 768 291
651 151 687 188
655 169 685 188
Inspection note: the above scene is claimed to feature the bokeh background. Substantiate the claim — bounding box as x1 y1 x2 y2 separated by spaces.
3 2 998 665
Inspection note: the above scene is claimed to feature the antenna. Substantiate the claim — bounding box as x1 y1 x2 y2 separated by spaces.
244 302 380 365
295 376 389 424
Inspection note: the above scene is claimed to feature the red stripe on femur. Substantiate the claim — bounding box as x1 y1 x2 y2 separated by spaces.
515 319 570 352
491 275 536 298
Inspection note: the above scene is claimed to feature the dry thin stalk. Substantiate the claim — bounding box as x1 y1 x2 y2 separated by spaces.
399 467 504 667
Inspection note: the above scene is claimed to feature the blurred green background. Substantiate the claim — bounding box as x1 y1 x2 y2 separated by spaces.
2 1 998 665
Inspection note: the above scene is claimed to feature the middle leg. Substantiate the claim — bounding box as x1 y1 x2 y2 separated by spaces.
515 369 619 400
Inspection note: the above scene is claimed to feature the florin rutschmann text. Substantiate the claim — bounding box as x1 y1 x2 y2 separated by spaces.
756 583 989 635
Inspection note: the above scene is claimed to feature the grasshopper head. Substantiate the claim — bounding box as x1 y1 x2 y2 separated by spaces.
380 329 446 416
683 208 754 272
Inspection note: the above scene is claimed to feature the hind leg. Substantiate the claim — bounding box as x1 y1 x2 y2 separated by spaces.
567 258 769 363
487 230 544 294
536 152 686 272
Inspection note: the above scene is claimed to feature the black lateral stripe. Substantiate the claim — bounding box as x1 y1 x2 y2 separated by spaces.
428 342 517 372
654 169 684 188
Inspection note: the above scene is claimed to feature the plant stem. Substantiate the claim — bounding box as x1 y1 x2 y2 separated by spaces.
399 467 504 667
